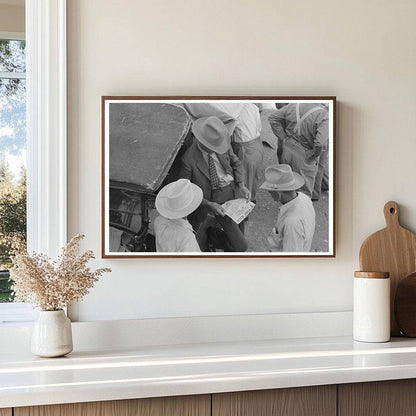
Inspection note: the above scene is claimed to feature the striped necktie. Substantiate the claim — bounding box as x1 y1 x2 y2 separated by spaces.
208 153 221 190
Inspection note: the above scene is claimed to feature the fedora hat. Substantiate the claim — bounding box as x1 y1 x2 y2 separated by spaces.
192 116 231 154
260 164 305 192
156 179 203 220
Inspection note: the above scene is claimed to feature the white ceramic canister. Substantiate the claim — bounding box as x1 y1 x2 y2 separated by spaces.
353 271 390 342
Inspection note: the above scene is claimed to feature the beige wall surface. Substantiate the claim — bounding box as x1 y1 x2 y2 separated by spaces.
0 4 24 33
67 0 416 321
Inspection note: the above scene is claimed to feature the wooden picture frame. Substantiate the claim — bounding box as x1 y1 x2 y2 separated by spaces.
102 96 336 258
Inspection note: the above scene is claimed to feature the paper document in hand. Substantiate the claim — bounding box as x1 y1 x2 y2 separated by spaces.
222 198 255 224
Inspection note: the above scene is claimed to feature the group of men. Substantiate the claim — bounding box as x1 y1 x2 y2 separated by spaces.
153 102 329 253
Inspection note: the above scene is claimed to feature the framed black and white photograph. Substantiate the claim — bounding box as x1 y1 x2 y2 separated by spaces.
102 97 336 258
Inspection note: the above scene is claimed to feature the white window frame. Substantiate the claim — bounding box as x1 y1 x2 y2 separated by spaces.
0 0 67 323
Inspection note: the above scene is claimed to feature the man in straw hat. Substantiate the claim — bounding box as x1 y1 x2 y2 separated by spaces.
183 103 263 202
153 178 203 252
179 116 250 252
260 164 316 252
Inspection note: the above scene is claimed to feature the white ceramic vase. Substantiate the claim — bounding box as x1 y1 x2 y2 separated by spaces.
31 310 73 357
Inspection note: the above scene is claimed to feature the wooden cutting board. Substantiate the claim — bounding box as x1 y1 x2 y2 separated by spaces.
359 201 416 336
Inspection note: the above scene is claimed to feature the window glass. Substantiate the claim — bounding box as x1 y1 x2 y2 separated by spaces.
0 39 26 303
0 39 26 73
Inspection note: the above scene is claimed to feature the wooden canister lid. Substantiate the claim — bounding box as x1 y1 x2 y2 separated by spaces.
354 271 390 279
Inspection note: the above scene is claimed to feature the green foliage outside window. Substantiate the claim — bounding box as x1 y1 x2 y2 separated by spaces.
0 160 26 302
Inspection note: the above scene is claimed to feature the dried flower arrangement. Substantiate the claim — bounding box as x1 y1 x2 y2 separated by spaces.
10 234 111 311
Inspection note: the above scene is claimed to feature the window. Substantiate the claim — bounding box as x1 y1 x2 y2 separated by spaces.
0 0 67 324
0 34 26 305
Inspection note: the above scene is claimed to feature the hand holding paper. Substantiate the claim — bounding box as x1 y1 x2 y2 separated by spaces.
221 198 255 224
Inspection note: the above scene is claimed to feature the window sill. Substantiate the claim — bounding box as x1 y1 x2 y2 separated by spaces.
0 303 35 324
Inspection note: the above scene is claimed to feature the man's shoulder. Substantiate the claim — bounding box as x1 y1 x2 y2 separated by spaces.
303 104 328 122
284 193 314 215
297 191 313 202
153 214 168 228
294 192 314 207
181 141 199 162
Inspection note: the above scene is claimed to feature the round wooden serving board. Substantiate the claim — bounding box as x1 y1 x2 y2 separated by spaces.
359 201 416 336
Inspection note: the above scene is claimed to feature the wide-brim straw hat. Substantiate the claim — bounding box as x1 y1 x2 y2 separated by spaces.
156 179 203 220
192 116 231 154
260 164 305 192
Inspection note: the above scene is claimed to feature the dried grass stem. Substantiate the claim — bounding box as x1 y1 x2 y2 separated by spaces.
10 234 111 310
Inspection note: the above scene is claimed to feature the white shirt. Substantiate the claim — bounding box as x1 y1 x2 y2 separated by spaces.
154 216 201 252
232 104 262 143
268 192 316 252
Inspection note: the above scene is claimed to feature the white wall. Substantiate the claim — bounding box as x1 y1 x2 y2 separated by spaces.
67 0 416 322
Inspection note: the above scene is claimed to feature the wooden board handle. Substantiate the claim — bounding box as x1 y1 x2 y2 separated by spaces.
384 201 400 228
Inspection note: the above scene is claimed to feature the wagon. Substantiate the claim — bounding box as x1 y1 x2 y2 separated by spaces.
109 103 192 252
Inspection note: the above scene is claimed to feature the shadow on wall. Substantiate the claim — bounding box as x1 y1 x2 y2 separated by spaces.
336 101 354 261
